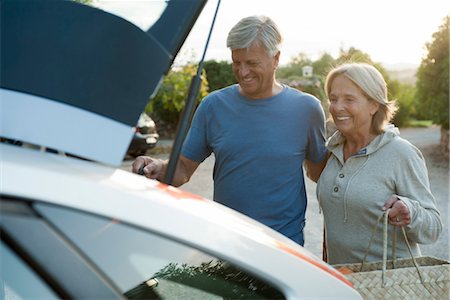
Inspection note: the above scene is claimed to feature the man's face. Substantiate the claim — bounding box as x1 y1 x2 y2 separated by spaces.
231 42 279 99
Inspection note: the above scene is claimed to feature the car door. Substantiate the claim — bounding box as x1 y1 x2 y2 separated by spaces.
1 197 286 299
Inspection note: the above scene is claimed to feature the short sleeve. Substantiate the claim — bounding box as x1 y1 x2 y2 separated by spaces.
306 99 328 163
181 98 213 162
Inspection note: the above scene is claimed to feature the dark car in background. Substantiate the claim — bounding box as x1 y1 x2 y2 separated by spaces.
127 113 159 157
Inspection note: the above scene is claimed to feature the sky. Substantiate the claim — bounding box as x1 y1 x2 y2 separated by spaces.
95 0 449 69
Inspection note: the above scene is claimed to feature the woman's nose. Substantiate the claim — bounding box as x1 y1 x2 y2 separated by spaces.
330 101 344 114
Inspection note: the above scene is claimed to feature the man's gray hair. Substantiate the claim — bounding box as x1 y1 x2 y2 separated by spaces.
226 15 282 56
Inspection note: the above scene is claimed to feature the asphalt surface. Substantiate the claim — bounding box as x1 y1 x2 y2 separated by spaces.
123 126 449 261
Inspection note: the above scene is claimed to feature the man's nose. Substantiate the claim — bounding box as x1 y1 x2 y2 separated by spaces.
239 64 250 77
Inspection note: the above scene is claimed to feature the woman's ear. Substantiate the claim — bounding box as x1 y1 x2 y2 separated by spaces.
370 101 380 116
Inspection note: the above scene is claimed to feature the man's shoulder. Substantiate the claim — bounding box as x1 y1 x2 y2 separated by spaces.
201 84 236 104
283 85 320 102
196 85 238 115
282 86 323 112
208 84 237 97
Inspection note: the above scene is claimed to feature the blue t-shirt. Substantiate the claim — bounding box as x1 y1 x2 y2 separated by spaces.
182 84 327 245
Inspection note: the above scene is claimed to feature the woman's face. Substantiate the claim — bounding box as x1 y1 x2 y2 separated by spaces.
328 74 379 138
231 42 279 99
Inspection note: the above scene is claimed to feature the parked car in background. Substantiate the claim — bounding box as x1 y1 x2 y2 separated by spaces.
127 113 159 157
1 1 362 299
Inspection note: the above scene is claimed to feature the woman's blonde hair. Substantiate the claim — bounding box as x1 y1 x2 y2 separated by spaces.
325 63 398 134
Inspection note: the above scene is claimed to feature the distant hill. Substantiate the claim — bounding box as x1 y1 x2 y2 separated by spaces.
384 63 418 85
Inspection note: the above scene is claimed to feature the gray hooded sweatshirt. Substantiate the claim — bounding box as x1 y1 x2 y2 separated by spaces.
317 125 442 265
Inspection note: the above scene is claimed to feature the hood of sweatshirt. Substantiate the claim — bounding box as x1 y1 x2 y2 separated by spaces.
326 124 400 163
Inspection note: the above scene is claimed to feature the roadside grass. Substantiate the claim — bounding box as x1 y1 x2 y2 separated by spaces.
406 119 433 127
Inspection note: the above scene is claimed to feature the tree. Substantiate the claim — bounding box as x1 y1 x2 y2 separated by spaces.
203 60 236 92
277 47 419 129
415 14 449 131
145 64 209 134
276 52 312 79
312 53 336 77
73 0 93 5
276 53 326 104
391 82 416 128
336 47 373 65
336 47 392 81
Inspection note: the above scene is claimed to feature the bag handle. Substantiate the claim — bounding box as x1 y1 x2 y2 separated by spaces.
360 209 423 286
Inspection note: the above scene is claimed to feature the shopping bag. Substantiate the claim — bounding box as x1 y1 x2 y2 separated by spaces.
333 210 450 299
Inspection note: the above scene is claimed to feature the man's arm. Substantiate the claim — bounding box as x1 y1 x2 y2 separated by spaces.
304 157 328 183
132 155 200 187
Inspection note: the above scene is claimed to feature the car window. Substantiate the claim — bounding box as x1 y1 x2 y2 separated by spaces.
35 203 285 299
1 242 59 300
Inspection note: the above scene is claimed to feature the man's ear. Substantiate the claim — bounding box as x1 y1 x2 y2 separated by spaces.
273 51 281 69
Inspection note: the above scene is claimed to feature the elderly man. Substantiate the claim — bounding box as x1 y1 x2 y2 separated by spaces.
132 15 328 245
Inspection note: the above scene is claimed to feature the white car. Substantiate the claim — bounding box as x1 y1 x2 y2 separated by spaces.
1 1 362 299
2 142 361 299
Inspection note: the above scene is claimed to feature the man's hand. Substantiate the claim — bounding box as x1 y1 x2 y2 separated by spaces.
132 156 167 181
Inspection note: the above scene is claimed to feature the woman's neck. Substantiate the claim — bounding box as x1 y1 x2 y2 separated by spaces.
343 133 377 161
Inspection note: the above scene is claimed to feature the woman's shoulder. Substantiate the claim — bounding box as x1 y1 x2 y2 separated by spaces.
383 133 424 160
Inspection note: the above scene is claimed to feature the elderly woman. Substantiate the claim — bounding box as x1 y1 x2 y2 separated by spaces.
317 63 442 264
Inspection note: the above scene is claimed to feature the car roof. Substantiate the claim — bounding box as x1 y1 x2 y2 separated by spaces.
0 0 205 166
2 143 358 298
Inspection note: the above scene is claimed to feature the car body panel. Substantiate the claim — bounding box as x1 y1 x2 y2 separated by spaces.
0 0 205 165
2 143 361 299
0 89 133 165
1 1 362 298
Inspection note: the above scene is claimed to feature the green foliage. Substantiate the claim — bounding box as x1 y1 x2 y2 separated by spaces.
391 82 416 127
408 119 434 128
337 47 392 81
277 47 418 126
73 0 93 4
150 260 284 299
312 53 336 77
277 53 329 104
415 14 449 129
146 64 208 126
336 47 373 65
203 60 236 92
277 52 313 79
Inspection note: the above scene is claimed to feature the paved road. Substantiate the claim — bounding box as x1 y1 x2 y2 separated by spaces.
123 126 448 260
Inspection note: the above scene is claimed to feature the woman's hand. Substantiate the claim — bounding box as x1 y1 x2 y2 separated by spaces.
383 195 411 226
